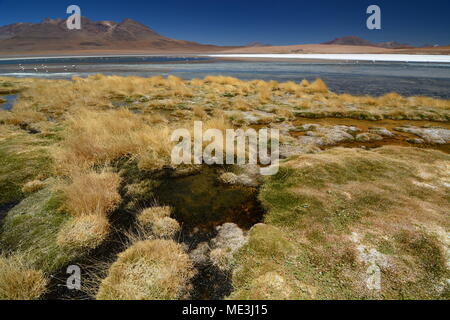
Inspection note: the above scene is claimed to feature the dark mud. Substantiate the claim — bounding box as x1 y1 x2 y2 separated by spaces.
42 165 265 300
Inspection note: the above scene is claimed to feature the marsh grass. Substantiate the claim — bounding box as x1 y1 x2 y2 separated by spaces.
231 146 450 299
0 129 52 206
0 187 84 273
96 239 195 300
62 170 121 217
0 253 48 300
0 74 449 300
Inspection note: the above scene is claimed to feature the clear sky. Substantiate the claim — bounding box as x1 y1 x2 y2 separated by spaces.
0 0 449 46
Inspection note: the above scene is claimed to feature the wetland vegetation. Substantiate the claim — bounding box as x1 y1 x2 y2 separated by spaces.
0 75 448 300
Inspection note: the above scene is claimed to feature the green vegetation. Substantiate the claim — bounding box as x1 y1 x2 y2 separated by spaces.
230 146 450 299
0 130 52 207
0 187 88 273
0 75 448 300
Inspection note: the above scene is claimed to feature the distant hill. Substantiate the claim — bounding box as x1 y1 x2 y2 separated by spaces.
323 36 414 49
0 17 235 53
323 36 373 46
245 42 272 47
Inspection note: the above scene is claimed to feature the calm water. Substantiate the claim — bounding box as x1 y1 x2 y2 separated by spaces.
1 55 450 98
0 94 17 111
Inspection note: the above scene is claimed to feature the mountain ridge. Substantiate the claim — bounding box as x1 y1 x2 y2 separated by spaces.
323 36 414 49
0 17 232 53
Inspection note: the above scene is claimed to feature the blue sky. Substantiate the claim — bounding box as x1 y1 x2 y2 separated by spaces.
0 0 449 46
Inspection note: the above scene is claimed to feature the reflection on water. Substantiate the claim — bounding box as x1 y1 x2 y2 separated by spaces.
0 56 450 98
0 94 17 110
155 166 263 236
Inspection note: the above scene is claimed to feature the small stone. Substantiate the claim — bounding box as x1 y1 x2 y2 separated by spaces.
190 242 210 266
407 138 425 144
355 133 383 142
369 127 395 137
395 126 450 144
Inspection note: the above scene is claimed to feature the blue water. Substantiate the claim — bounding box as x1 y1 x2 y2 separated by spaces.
0 94 17 111
0 56 450 98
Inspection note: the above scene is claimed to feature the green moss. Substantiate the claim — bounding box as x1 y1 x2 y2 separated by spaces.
231 147 450 299
0 133 52 207
0 187 85 273
395 231 447 278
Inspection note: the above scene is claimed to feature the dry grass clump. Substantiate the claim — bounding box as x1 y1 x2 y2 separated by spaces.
300 79 310 87
56 215 110 250
2 109 47 126
204 75 242 86
62 170 121 217
150 217 180 239
137 206 180 239
308 78 328 93
137 206 171 224
54 109 173 172
237 271 296 300
210 248 233 271
96 239 195 300
0 253 48 300
22 179 46 193
190 78 204 86
192 105 208 119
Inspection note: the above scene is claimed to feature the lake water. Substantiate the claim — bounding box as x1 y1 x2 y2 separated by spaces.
1 55 450 98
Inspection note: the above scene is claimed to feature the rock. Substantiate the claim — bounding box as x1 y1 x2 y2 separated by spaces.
219 172 238 184
211 223 247 252
299 125 355 146
355 133 383 142
235 110 276 125
218 172 258 187
296 124 320 132
407 138 425 144
279 143 321 158
209 223 248 271
395 126 450 144
335 125 361 133
369 127 395 137
190 242 210 266
322 128 354 144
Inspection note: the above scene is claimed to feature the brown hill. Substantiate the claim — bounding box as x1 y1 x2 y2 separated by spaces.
323 36 373 46
0 17 234 53
323 36 414 49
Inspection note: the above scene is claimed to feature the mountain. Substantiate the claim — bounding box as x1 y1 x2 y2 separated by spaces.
323 36 374 46
0 17 232 53
323 36 414 49
377 41 414 49
245 42 272 47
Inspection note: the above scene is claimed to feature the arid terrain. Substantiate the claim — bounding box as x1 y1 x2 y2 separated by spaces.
0 75 449 299
1 18 450 56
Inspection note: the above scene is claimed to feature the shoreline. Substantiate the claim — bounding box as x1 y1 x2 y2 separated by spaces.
0 53 449 64
204 53 450 63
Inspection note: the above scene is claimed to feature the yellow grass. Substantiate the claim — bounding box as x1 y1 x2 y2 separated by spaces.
96 239 195 300
0 253 48 300
22 180 46 193
57 214 110 249
62 170 121 217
